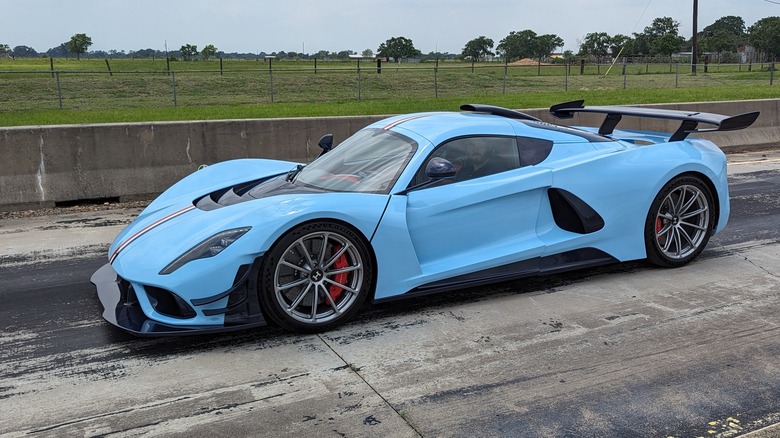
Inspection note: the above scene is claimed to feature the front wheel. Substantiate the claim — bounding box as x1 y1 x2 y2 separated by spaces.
645 175 715 268
259 221 373 333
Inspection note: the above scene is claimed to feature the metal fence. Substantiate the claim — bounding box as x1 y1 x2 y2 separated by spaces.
0 62 776 112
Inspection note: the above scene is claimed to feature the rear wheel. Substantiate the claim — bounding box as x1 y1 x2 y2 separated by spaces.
259 221 373 333
645 175 714 268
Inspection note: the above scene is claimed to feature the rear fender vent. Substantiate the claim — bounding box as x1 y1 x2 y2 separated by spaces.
548 188 604 234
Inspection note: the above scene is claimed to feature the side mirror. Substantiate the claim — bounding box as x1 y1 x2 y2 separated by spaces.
317 133 334 157
425 157 456 179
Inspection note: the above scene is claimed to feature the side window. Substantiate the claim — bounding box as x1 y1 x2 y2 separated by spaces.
518 137 553 166
412 136 520 186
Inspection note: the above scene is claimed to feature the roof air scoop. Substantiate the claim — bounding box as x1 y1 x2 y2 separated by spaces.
460 104 541 122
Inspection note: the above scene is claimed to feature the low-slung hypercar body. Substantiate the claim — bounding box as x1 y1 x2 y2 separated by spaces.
92 100 759 335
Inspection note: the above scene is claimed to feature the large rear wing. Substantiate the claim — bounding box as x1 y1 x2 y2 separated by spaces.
549 100 760 142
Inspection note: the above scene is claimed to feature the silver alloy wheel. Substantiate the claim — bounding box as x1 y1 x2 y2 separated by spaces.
273 231 364 324
654 184 710 260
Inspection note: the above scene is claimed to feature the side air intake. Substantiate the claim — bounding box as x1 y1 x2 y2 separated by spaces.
548 188 604 234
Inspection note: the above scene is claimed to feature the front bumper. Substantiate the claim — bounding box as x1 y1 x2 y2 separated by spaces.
91 263 267 336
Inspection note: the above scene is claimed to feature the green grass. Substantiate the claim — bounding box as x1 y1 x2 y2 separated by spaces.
1 58 778 126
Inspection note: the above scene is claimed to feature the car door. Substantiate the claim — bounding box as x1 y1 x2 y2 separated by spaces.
404 136 553 277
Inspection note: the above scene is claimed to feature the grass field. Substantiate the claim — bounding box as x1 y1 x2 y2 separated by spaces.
0 58 777 126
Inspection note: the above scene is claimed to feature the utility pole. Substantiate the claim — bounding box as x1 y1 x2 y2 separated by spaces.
691 0 698 75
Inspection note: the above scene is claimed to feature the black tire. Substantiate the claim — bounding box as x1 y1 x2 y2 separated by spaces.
645 175 715 268
259 221 373 333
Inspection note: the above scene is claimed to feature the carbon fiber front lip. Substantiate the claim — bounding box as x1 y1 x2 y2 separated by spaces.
90 263 267 337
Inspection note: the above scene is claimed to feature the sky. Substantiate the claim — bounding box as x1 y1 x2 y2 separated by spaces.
1 0 777 55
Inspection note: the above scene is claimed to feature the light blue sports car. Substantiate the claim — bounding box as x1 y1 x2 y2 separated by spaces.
92 101 759 335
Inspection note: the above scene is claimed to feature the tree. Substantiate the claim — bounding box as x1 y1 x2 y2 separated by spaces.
609 34 630 57
748 16 780 61
578 32 611 59
644 17 680 38
497 29 538 62
534 34 563 72
335 50 356 60
700 16 746 62
0 44 10 58
47 43 70 58
377 36 421 61
132 48 156 58
632 17 685 57
461 36 494 61
67 33 92 60
12 45 38 58
651 33 685 56
703 15 747 40
180 44 198 61
361 48 374 58
201 44 217 60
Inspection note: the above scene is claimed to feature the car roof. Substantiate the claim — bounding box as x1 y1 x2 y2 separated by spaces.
367 111 605 146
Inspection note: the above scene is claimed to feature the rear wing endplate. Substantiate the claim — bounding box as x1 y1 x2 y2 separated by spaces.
549 100 760 142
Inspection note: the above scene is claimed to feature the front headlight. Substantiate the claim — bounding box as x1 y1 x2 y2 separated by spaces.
159 227 251 275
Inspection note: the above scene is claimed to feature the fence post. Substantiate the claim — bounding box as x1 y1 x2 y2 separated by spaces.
565 62 568 92
269 58 274 103
105 59 113 76
357 59 362 101
675 63 679 88
622 58 627 89
503 58 508 94
50 58 55 78
771 62 775 86
55 71 63 109
220 58 223 76
171 71 177 107
434 59 439 98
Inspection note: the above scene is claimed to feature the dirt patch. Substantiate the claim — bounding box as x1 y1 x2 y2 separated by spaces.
0 200 151 220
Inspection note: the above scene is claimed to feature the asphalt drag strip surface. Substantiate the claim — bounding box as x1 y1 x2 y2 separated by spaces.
1 151 780 437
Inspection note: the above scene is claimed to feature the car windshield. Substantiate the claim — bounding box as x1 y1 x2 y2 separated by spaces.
294 128 417 193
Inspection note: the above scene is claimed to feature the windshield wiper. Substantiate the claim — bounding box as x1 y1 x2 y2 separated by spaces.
286 164 305 182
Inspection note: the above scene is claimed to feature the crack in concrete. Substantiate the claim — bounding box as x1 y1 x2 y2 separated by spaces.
713 241 780 280
317 333 424 437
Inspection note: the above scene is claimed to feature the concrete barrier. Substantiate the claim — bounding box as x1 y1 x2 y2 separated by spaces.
0 99 776 211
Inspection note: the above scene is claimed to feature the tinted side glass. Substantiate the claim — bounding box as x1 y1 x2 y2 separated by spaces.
411 136 520 186
518 137 553 166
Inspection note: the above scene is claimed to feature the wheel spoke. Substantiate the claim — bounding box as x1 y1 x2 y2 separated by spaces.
681 206 708 220
323 243 350 269
296 241 315 268
673 187 687 213
680 221 707 231
679 191 701 215
322 288 341 315
677 225 695 248
324 278 358 294
277 277 309 291
317 233 330 266
280 260 310 274
656 222 673 238
326 264 361 276
673 228 683 256
287 283 313 312
662 228 674 252
310 286 320 321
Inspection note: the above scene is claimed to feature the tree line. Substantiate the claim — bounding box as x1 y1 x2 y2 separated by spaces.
2 14 779 63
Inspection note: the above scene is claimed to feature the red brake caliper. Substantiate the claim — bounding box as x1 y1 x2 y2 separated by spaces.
656 216 665 244
328 246 349 301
